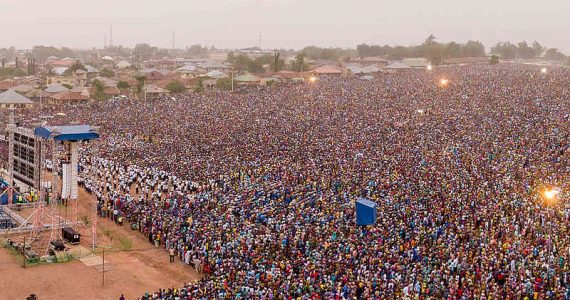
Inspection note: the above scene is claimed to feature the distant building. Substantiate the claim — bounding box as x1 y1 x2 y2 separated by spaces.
442 57 489 65
205 70 228 79
45 84 70 94
311 65 344 76
47 75 74 87
49 59 75 68
48 91 89 105
198 61 231 73
0 79 17 92
351 57 389 67
144 84 170 97
403 58 429 68
234 73 262 85
0 89 34 108
208 50 231 61
144 59 180 69
346 64 382 75
384 62 411 70
115 60 132 69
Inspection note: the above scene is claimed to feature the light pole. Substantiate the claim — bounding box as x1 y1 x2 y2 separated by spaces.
97 245 112 286
231 71 234 92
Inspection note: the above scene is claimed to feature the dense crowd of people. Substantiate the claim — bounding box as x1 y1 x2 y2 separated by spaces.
2 64 570 299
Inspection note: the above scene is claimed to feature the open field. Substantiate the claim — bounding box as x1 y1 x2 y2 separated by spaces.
0 188 199 300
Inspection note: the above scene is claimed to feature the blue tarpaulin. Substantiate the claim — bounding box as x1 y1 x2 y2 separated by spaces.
35 125 99 141
356 198 377 226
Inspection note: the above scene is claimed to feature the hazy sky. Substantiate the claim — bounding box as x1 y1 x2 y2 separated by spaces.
1 0 569 53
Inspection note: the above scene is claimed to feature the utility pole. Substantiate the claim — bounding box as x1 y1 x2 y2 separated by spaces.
102 248 105 286
109 23 113 47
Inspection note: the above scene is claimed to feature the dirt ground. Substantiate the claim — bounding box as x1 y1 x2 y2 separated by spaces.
0 188 200 300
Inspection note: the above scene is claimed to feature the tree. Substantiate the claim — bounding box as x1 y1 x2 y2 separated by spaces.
491 42 517 59
228 54 252 72
27 58 37 75
215 78 232 90
133 43 154 61
193 79 204 93
423 41 444 65
64 60 86 76
61 83 73 89
424 34 437 45
100 68 115 78
388 46 409 60
91 79 107 101
462 41 486 57
135 75 146 98
186 44 209 58
291 54 308 72
544 48 567 61
517 41 535 59
59 47 76 58
532 41 545 58
444 42 462 58
254 54 275 66
0 67 26 79
117 81 130 93
489 55 500 65
31 46 61 63
297 46 355 61
271 53 285 72
247 59 264 73
0 47 16 61
165 80 186 93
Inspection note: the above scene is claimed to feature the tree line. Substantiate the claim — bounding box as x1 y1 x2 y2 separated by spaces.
357 35 485 64
357 36 568 64
491 42 566 61
1 37 568 71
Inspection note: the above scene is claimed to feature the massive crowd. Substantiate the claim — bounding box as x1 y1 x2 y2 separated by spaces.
2 64 570 299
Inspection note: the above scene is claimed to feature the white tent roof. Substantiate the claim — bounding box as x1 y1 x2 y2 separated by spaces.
0 89 34 105
102 56 114 61
347 65 381 74
176 64 198 72
403 58 429 68
385 62 411 69
116 60 131 69
206 70 228 79
52 67 68 75
85 65 99 73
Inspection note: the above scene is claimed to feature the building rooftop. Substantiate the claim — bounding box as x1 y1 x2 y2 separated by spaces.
0 89 34 105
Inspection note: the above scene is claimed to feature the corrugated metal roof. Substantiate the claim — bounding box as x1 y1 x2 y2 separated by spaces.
45 84 70 93
234 74 261 82
0 89 34 104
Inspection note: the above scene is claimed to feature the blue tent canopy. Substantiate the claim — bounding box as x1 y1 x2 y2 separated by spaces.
356 198 377 226
35 125 100 141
